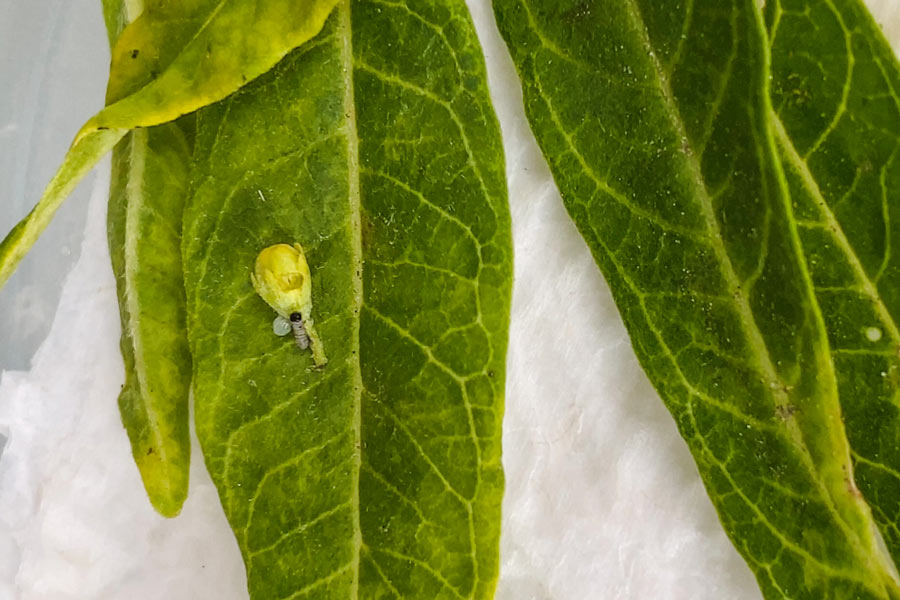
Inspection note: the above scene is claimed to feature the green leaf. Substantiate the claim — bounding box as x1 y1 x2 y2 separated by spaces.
766 0 900 565
100 0 194 518
0 0 341 290
183 2 510 598
100 0 129 46
493 0 900 596
107 124 194 518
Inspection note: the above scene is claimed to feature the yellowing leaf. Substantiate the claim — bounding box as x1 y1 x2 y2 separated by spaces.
0 0 341 290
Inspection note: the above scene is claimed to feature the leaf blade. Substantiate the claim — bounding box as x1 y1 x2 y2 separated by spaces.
0 127 127 288
100 0 195 518
0 0 342 290
107 124 193 517
767 0 900 565
493 0 900 596
183 2 510 598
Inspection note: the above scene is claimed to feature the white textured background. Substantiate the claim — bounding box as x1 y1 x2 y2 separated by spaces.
1 1 898 599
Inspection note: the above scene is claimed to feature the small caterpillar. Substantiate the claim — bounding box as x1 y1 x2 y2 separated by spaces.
272 314 309 349
251 243 327 367
289 312 310 349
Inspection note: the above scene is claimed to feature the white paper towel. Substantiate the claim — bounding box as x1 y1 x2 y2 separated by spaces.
1 1 898 599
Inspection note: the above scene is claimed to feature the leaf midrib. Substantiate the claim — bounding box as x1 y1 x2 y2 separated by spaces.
624 0 785 414
768 0 900 347
123 128 174 475
516 0 864 572
772 114 900 353
519 0 875 572
623 0 889 580
344 4 488 595
337 1 364 596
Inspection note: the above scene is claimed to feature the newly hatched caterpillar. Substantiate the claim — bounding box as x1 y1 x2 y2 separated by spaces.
289 312 310 349
270 313 310 348
251 243 327 367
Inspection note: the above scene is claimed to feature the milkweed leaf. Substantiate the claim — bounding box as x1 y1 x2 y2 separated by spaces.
0 0 342 290
107 124 193 517
766 0 900 566
99 0 195 518
183 2 511 598
493 0 900 596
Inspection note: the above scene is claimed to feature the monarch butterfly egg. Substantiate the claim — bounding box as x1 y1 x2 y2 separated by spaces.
273 316 292 336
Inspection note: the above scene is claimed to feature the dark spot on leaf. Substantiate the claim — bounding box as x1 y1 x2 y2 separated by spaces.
130 49 140 59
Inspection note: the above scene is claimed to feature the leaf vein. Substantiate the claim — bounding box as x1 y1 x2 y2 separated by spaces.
364 545 467 600
374 397 472 506
248 501 352 558
353 60 498 226
361 167 484 251
530 64 706 240
277 563 354 600
801 0 855 160
243 431 349 541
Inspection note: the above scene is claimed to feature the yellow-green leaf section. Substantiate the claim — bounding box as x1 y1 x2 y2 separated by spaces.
183 2 511 597
0 0 341 290
99 0 196 518
766 0 900 568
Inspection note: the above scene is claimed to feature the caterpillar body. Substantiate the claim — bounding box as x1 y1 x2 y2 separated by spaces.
289 312 310 350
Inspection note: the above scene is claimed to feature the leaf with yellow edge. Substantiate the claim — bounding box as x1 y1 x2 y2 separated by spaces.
0 0 341 289
101 0 196 518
